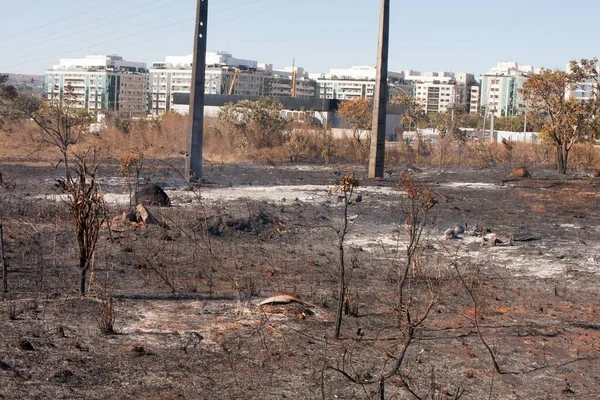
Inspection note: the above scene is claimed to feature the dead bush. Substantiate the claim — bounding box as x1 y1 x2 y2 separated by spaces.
334 136 370 164
204 117 243 163
55 149 106 296
5 301 17 320
98 296 115 334
569 142 599 171
86 112 188 159
283 131 318 162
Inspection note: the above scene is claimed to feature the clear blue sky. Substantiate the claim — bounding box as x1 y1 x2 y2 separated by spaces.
0 0 598 76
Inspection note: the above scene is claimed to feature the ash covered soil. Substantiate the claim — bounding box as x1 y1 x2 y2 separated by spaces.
1 159 600 399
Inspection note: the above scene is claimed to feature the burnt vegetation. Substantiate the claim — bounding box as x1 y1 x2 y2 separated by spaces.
0 87 600 398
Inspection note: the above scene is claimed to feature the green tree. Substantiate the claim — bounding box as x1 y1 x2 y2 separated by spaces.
522 58 600 174
437 104 468 144
0 75 17 130
218 97 289 149
460 112 483 129
391 95 428 154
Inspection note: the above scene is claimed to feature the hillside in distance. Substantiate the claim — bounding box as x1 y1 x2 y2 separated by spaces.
5 73 44 94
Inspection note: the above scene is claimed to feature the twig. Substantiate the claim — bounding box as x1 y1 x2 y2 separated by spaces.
450 255 503 374
321 337 328 400
143 255 176 294
1 224 7 293
488 368 495 400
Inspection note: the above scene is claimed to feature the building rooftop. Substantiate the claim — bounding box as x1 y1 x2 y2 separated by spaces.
483 61 541 76
50 54 147 73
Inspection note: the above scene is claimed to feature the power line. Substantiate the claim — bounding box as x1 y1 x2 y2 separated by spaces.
212 0 309 24
0 0 50 23
0 17 197 71
118 0 314 51
0 0 122 43
1 0 311 72
0 0 167 51
0 0 250 68
2 6 198 63
0 0 236 53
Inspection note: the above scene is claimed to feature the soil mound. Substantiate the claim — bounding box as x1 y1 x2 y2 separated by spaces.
259 291 315 319
507 167 531 178
137 184 170 207
204 210 286 237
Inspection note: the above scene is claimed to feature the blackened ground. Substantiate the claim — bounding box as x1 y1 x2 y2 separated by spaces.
1 159 599 399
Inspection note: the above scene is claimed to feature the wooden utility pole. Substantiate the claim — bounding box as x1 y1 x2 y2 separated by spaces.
186 0 209 183
368 0 390 179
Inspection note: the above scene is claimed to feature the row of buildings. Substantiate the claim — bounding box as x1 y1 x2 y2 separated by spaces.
43 52 548 119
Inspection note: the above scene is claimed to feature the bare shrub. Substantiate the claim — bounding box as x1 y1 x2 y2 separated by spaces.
55 149 106 296
284 130 318 162
569 142 599 171
395 140 571 170
328 173 359 339
98 296 115 335
334 136 370 164
204 116 243 163
6 300 17 320
328 173 449 398
12 84 93 178
118 153 144 210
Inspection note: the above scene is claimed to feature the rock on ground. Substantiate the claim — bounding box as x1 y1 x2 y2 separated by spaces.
137 184 170 207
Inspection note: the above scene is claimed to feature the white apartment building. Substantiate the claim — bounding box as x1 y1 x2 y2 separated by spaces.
413 81 458 114
410 71 478 114
45 54 148 117
258 64 315 98
149 53 315 115
480 61 540 117
468 84 481 114
456 73 480 114
312 66 407 101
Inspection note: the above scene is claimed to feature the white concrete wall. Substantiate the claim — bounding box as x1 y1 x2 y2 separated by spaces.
494 130 540 144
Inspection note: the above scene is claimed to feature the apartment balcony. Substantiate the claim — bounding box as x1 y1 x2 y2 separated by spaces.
64 80 86 86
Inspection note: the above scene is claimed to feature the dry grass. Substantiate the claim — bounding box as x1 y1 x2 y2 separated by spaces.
0 121 55 162
3 113 600 173
518 184 600 216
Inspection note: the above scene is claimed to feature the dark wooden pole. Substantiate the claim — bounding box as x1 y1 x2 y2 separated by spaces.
1 224 7 293
368 0 390 179
186 0 209 183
